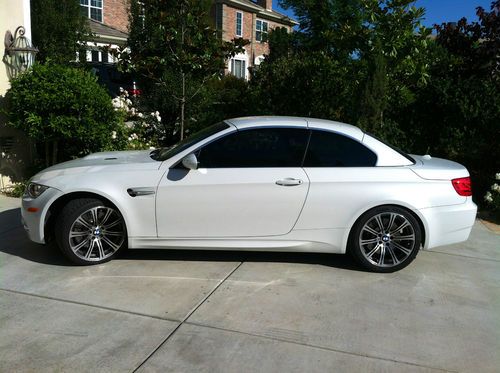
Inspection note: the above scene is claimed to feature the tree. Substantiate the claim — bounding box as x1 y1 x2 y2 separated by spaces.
6 63 121 166
435 0 500 80
31 0 91 64
125 0 246 140
400 1 500 198
279 0 365 59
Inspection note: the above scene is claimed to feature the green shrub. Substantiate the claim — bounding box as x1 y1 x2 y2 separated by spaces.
6 63 122 166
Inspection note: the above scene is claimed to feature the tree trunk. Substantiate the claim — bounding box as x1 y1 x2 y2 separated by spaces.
52 140 58 165
45 141 50 168
180 72 186 140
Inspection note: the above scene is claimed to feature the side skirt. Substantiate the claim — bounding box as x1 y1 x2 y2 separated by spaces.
128 228 347 254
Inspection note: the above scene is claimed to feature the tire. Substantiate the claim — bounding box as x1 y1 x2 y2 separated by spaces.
349 206 422 273
55 198 127 265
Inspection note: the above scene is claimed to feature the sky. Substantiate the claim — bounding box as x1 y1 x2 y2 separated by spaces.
274 0 493 28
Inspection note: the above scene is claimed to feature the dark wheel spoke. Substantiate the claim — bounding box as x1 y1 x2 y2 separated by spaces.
101 236 121 252
100 208 114 226
363 225 379 237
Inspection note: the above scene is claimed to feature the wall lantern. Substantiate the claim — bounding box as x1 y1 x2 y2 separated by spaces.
3 26 38 80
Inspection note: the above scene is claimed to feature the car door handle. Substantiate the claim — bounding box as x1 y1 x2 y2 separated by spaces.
276 178 303 187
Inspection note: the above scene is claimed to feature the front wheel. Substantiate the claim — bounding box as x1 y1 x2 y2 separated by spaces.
349 206 422 273
55 198 127 265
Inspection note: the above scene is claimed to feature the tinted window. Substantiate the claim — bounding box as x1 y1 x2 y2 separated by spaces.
198 128 309 168
156 122 230 161
304 130 377 167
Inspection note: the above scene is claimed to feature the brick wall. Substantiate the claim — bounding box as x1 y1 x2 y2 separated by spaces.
103 0 129 32
222 4 292 68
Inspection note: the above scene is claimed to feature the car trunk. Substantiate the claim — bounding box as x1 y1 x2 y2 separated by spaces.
409 155 470 180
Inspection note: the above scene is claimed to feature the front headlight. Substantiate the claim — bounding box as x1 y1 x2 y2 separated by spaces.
25 183 49 199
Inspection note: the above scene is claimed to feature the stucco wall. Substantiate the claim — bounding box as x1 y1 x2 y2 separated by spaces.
0 0 32 186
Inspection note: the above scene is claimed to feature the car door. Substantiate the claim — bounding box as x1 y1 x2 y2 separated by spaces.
156 127 310 238
295 129 407 230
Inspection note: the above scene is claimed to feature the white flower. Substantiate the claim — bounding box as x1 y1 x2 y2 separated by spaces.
496 173 500 180
137 112 144 118
149 146 155 150
1 151 5 157
492 183 500 193
484 191 493 203
112 97 123 109
119 87 124 93
128 136 132 141
111 131 117 139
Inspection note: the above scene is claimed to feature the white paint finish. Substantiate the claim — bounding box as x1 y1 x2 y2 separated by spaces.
21 116 477 257
156 168 309 237
306 118 365 141
410 155 471 180
419 199 478 249
227 116 308 130
296 167 466 231
362 134 414 166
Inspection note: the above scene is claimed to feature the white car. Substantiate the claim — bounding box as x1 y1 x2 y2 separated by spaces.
21 117 477 272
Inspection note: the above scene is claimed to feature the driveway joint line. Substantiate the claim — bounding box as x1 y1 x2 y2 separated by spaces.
424 250 500 262
132 261 244 372
0 288 179 323
185 321 457 373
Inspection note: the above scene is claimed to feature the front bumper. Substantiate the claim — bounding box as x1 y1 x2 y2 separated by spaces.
419 198 477 250
21 187 64 244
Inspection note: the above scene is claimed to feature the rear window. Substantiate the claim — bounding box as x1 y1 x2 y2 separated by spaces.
366 133 415 164
304 130 377 167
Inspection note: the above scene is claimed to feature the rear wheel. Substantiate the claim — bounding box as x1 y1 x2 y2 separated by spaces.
349 206 422 272
55 198 126 265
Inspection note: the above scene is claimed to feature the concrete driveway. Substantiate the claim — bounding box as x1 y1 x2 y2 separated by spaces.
1 195 499 373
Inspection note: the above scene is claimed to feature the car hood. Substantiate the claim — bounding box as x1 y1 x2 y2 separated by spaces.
45 150 156 170
32 150 161 184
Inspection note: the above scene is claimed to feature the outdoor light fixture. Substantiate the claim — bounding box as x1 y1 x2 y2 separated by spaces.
3 26 38 80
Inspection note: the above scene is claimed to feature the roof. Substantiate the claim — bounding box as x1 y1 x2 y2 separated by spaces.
225 116 364 140
221 0 299 26
88 19 128 44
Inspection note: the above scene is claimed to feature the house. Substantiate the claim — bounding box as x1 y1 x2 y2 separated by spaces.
79 0 297 79
213 0 298 79
79 0 128 63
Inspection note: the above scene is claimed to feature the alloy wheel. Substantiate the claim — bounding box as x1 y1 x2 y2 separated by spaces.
68 206 125 262
358 212 416 268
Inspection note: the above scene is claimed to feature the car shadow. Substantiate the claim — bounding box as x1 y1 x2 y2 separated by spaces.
0 207 361 271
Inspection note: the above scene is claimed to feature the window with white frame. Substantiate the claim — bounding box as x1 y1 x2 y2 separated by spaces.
236 12 243 37
80 0 103 22
256 20 268 42
231 59 246 79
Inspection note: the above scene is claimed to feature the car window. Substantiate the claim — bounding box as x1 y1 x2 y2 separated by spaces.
155 122 230 161
197 128 309 168
304 130 377 167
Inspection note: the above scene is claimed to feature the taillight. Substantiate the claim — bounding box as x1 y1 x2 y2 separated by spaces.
452 177 472 196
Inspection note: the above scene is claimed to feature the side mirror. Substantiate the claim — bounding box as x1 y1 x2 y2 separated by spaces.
182 153 199 170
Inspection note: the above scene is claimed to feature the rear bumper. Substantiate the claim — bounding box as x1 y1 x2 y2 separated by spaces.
419 199 477 250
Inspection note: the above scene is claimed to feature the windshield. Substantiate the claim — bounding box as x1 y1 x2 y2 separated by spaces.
153 122 230 162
